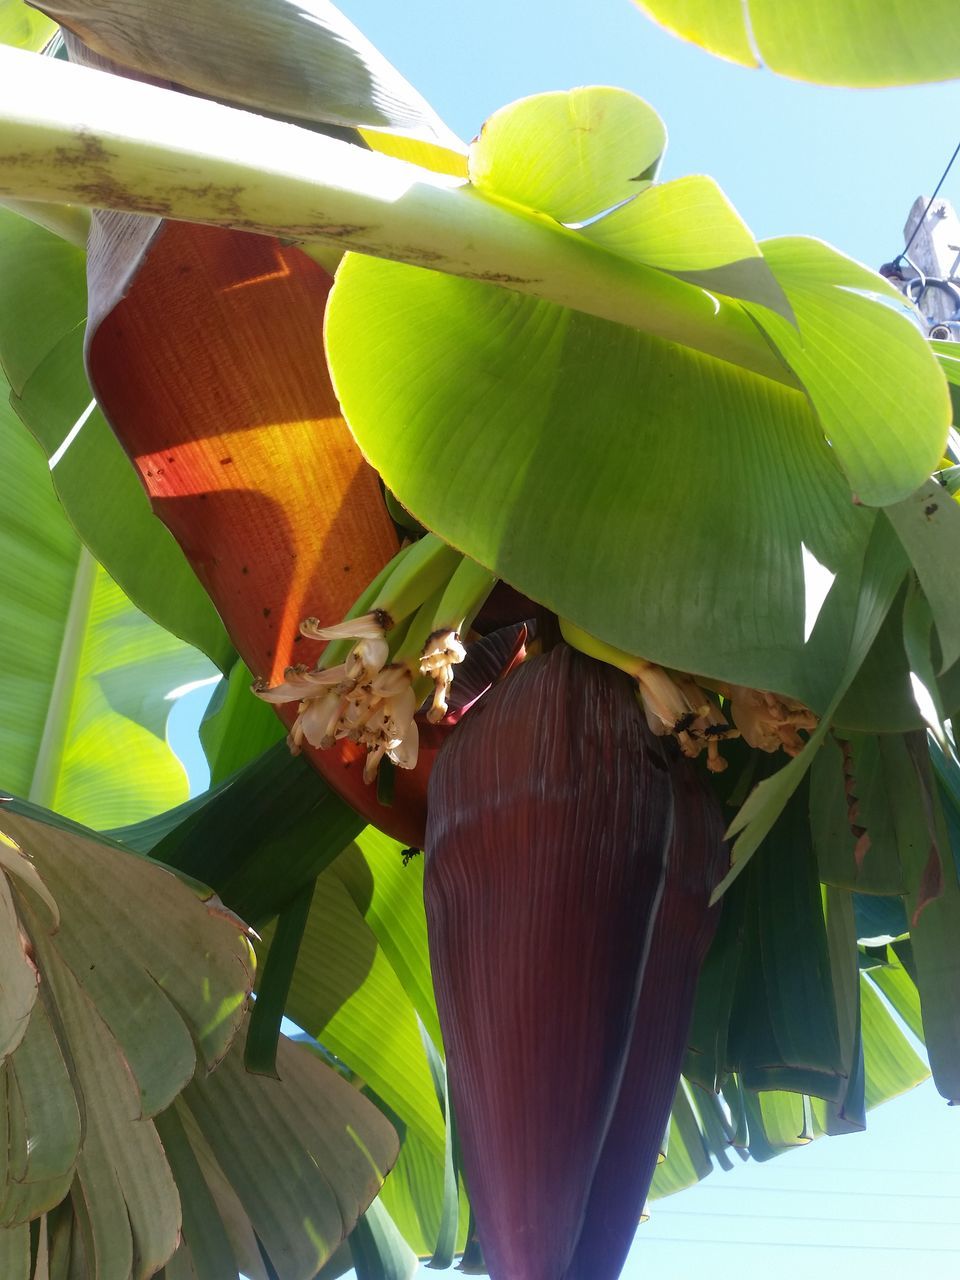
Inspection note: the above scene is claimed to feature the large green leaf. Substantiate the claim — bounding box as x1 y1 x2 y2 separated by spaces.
328 253 878 701
632 0 960 86
0 807 253 1265
0 383 215 829
162 1031 399 1279
3 1025 398 1280
0 806 396 1277
35 0 462 144
0 0 55 49
327 89 944 702
0 206 233 672
742 239 947 505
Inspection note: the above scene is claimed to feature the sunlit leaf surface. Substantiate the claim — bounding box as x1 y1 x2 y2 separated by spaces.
0 0 55 50
633 0 960 86
0 206 233 671
327 88 945 702
0 377 215 829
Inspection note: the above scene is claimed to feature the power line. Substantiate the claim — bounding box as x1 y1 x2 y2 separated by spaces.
699 1167 960 1177
637 1236 960 1255
893 137 960 266
687 1184 960 1200
651 1210 956 1227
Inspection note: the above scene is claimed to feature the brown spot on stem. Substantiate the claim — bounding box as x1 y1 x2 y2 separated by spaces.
465 270 541 285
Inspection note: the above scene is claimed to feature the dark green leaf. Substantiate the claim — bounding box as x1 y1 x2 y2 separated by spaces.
885 486 960 672
150 742 364 927
718 514 909 895
246 879 316 1078
900 740 960 1100
349 1201 417 1280
200 660 284 786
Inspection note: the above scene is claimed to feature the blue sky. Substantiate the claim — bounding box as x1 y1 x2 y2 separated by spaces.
346 0 960 273
221 1 960 1273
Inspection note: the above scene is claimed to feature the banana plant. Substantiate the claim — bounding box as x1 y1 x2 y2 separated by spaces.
0 1 959 1278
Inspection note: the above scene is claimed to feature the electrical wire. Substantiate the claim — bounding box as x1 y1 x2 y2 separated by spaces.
651 1210 956 1227
686 1184 960 1200
637 1236 960 1254
893 137 960 267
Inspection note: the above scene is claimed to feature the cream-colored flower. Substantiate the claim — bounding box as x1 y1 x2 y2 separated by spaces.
252 625 421 782
420 629 467 723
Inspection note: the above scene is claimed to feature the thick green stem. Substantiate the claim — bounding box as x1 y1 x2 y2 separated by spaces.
0 45 794 386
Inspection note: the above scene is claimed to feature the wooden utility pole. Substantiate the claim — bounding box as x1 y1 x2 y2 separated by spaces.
885 196 960 338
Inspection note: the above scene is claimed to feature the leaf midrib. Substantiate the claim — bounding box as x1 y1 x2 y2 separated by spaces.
28 545 96 809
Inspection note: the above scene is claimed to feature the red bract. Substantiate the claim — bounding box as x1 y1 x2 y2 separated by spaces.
425 642 694 1279
84 218 435 843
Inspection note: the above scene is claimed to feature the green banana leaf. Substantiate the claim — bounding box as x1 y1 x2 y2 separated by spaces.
632 0 960 86
157 1029 399 1279
0 806 253 1258
0 0 55 49
3 1027 399 1280
36 0 463 145
0 803 400 1279
0 380 216 829
199 658 284 786
0 206 233 673
325 88 949 719
349 1199 419 1280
